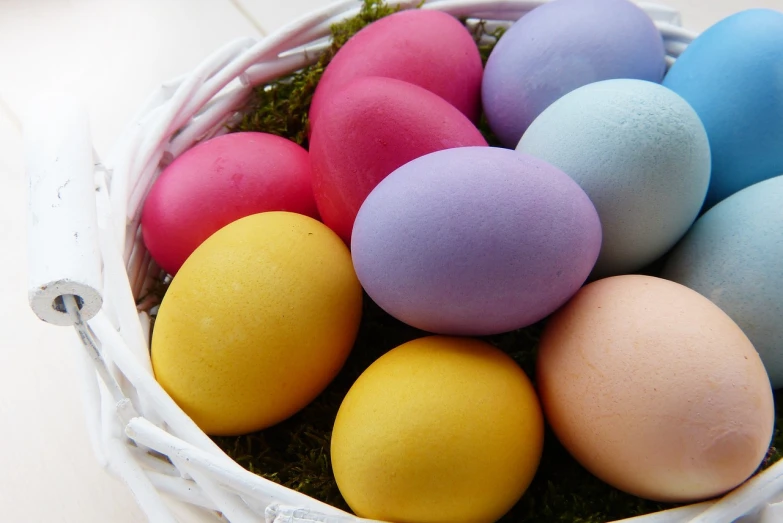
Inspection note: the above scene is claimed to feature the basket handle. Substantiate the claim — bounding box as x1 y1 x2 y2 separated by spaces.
25 92 104 326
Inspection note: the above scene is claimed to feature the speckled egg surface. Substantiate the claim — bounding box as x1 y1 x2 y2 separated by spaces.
351 147 601 336
310 76 487 244
482 0 665 148
309 9 483 131
537 275 774 503
663 175 783 388
663 9 783 209
517 79 710 279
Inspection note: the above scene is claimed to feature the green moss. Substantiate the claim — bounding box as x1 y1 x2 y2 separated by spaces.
763 390 783 468
462 18 506 67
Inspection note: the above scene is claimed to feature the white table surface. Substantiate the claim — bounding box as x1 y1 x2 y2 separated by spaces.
1 0 781 521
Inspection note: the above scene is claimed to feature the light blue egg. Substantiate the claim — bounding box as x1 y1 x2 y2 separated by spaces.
662 175 783 388
517 78 710 279
663 9 783 210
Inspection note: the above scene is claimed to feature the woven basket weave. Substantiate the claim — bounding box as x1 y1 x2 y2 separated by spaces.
23 0 783 521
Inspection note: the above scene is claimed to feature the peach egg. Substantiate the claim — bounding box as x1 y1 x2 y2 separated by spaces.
536 275 774 503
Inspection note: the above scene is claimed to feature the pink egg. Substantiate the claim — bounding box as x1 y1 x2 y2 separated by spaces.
310 76 488 244
141 132 318 275
309 9 483 133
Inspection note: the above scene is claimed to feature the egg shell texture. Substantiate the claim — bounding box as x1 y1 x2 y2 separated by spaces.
309 9 483 131
331 336 544 523
663 175 783 388
517 79 711 279
310 76 487 244
141 132 318 275
663 9 783 209
482 0 666 148
537 275 774 503
351 147 601 336
151 212 363 436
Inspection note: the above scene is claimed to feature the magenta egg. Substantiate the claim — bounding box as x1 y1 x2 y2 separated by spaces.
141 132 318 275
310 76 487 245
351 147 602 335
309 9 483 133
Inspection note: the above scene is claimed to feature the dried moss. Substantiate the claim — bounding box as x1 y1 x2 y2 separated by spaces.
143 1 783 520
469 20 506 66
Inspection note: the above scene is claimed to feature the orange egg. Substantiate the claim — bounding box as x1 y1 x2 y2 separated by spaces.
536 275 774 503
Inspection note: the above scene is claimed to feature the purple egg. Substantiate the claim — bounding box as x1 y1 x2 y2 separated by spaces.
351 147 602 336
482 0 666 148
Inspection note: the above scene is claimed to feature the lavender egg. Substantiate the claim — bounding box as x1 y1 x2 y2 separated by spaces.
482 0 666 148
351 147 602 336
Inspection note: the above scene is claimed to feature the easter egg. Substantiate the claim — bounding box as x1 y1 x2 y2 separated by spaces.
662 175 783 388
482 0 666 147
517 79 710 279
309 9 482 132
351 147 601 335
310 76 487 243
151 212 362 436
537 275 774 503
331 336 544 523
663 9 783 209
141 132 317 275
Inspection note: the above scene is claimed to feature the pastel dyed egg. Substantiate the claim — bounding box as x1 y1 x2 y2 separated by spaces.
310 77 487 244
351 147 601 335
483 0 665 147
151 212 362 436
142 132 317 275
332 336 544 523
663 9 783 209
309 9 482 132
537 275 774 502
517 79 710 278
663 175 783 388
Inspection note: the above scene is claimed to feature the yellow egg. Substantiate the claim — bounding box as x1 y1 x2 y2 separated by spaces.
151 211 363 436
331 336 544 523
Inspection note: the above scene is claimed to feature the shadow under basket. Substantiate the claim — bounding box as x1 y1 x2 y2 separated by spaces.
23 0 783 522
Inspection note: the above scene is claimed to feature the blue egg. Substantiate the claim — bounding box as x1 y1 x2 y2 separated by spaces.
662 175 783 388
663 9 783 209
517 79 711 279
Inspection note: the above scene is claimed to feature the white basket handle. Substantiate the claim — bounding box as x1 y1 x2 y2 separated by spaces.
25 92 104 326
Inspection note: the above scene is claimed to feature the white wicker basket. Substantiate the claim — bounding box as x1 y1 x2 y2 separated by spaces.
22 0 783 522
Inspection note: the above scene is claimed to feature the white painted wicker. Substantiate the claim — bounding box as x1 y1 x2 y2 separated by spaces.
23 0 783 522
